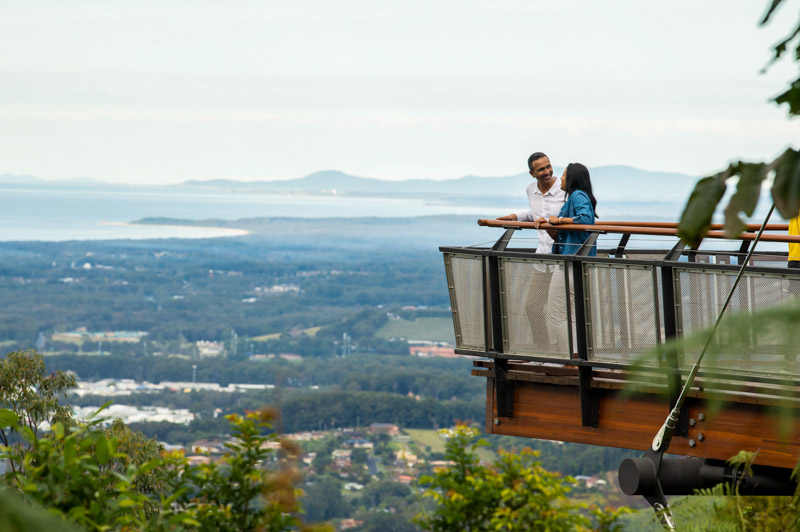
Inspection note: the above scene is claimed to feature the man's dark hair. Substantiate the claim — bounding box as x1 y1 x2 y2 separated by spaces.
528 152 548 171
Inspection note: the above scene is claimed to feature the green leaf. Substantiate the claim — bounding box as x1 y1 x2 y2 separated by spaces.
760 0 786 25
52 422 64 440
774 78 800 116
105 436 117 455
78 436 95 450
771 147 800 218
89 400 114 420
19 426 36 443
96 437 109 466
64 437 76 465
137 459 159 476
169 515 202 527
164 487 188 506
0 409 18 429
111 471 131 482
723 162 767 237
678 172 728 247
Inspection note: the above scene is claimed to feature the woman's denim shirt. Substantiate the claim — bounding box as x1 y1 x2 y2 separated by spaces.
555 190 596 256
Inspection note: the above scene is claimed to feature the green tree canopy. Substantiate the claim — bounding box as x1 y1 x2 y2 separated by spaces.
414 425 629 532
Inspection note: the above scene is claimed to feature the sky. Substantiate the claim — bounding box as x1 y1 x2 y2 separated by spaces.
1 0 799 185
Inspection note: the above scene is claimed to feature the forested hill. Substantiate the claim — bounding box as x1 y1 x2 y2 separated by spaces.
177 166 698 203
1 164 699 204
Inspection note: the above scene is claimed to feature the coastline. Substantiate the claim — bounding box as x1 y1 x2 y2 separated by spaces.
108 222 250 239
0 222 252 242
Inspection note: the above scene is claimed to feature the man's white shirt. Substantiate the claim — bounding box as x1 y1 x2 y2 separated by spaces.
516 181 566 254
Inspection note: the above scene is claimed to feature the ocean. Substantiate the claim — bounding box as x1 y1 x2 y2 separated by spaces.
0 185 508 242
1 184 779 252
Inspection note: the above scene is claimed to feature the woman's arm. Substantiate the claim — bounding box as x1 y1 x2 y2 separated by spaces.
549 215 574 225
569 191 594 225
548 191 594 230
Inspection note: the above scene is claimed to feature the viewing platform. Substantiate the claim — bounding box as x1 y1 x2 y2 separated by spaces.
441 220 800 471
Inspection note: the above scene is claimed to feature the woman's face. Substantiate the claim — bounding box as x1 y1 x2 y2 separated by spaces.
560 169 567 191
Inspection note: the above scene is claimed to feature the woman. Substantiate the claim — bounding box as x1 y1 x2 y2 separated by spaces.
543 163 598 256
537 163 597 352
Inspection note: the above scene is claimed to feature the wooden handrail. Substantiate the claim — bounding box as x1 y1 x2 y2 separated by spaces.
477 219 800 244
596 221 789 231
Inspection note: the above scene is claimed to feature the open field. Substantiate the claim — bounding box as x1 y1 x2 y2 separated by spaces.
252 332 282 341
376 318 455 343
404 428 496 462
253 326 322 342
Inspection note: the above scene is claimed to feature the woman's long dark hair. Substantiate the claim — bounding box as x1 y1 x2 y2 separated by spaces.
565 163 598 216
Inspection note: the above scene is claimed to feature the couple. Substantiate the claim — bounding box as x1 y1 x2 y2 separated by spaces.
496 151 599 355
497 152 598 256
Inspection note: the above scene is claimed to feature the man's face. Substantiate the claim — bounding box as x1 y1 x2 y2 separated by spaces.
529 156 553 182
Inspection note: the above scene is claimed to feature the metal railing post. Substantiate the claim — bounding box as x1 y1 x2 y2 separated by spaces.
575 233 600 427
489 228 516 418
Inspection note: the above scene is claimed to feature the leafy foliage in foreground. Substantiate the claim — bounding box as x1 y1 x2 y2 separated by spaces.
0 407 319 531
678 148 800 247
413 425 630 532
0 349 75 447
761 0 800 117
626 301 800 531
626 299 800 437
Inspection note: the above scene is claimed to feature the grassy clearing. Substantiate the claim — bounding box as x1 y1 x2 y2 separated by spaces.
253 326 321 342
252 332 281 341
49 334 84 345
405 428 447 453
375 318 455 343
404 428 496 462
304 326 322 337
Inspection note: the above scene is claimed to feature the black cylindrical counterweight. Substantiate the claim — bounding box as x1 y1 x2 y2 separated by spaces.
619 457 795 496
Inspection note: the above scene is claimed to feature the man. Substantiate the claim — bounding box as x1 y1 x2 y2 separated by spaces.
496 152 566 254
495 152 567 353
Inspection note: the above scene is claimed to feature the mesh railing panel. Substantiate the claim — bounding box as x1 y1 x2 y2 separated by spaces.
675 268 800 376
584 263 661 365
498 257 570 359
443 253 485 351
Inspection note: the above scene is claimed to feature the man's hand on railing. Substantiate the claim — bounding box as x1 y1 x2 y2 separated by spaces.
479 214 517 226
479 218 554 229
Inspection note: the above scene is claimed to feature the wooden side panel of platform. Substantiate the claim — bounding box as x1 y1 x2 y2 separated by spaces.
485 378 800 469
